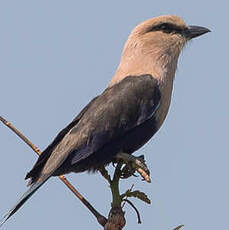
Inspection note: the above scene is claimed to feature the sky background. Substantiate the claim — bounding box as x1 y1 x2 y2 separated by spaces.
0 1 227 230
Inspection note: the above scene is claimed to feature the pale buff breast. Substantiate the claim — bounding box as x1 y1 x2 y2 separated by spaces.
154 80 174 129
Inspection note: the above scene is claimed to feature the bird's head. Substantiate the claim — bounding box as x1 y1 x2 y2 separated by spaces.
110 15 210 86
129 15 210 55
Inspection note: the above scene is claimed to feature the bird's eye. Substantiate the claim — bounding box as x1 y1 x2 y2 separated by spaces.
159 23 169 30
158 23 174 33
146 23 182 34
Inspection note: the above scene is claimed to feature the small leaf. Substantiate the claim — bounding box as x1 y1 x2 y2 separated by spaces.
173 224 184 230
125 190 151 204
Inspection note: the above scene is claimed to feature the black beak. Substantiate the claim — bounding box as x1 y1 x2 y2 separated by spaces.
184 25 211 39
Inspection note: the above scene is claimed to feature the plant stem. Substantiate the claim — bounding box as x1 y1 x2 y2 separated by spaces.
110 162 123 208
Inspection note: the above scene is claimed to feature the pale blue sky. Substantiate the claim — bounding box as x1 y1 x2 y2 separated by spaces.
0 1 227 230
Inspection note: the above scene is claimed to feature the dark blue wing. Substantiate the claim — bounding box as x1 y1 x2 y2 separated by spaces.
69 74 161 165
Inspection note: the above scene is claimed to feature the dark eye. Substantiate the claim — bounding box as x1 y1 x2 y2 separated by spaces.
159 23 170 30
158 23 174 33
146 23 182 34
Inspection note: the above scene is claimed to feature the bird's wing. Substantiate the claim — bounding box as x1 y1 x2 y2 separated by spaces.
29 74 161 181
69 74 161 164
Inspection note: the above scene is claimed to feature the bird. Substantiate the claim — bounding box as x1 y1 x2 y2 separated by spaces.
0 15 210 226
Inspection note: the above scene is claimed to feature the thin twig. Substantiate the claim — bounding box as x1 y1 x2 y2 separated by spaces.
0 115 107 227
0 116 41 154
122 199 142 224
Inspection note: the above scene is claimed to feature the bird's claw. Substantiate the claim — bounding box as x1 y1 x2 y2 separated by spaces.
116 153 151 183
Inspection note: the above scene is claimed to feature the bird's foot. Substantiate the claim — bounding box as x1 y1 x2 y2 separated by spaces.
116 153 151 183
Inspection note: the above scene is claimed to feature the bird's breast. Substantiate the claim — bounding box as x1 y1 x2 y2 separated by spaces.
154 81 173 129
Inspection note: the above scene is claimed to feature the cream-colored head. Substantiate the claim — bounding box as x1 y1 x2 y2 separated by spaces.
109 15 210 87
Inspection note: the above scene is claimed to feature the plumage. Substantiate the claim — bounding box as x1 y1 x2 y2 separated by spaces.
0 15 210 226
52 75 161 175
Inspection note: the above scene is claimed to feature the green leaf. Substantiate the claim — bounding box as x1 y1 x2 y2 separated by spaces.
122 190 151 204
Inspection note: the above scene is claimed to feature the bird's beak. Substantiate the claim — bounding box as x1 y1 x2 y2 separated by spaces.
184 25 211 39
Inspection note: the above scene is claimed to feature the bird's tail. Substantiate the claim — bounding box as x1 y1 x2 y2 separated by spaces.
0 177 49 227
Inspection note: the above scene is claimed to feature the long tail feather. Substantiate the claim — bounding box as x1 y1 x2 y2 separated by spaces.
0 178 49 227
